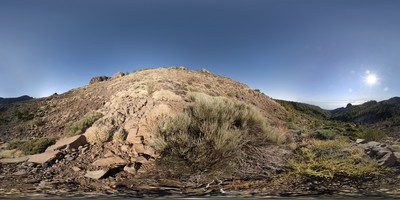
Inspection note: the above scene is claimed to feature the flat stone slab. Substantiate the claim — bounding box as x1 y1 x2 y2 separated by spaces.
46 135 87 151
28 151 63 165
0 156 30 164
92 156 126 167
85 169 109 179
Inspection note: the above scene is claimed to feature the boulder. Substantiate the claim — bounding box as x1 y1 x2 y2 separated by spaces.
362 141 398 167
112 72 124 79
89 76 110 84
92 156 126 167
28 151 63 166
0 156 30 164
84 169 109 180
46 135 88 152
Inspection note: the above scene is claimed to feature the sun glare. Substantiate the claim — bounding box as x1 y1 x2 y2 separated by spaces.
366 74 378 86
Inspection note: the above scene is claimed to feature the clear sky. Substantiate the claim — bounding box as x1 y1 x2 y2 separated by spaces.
1 0 399 109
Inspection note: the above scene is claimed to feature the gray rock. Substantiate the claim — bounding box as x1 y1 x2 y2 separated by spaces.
84 169 109 179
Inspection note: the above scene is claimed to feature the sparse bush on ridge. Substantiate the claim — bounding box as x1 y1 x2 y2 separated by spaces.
7 137 56 155
64 111 103 136
154 92 285 177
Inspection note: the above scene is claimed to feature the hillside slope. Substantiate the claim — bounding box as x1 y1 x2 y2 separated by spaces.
0 67 288 142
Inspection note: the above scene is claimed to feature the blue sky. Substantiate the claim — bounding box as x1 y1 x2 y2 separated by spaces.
0 0 399 109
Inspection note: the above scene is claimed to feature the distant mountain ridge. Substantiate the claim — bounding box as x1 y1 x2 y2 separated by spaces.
0 95 33 104
331 97 400 124
278 97 400 124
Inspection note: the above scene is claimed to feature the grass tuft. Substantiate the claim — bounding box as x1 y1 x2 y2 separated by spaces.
7 137 56 155
64 111 103 136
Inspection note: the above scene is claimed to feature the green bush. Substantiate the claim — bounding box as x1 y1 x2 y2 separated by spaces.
312 129 337 140
356 128 387 142
7 137 56 155
64 111 103 136
288 139 383 178
155 92 282 176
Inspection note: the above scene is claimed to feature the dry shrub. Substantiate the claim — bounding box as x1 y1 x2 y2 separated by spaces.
113 127 127 142
152 90 182 101
0 149 25 158
155 92 285 178
288 139 383 178
85 117 116 144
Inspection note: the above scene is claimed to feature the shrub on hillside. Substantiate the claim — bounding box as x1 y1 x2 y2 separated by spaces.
64 111 103 136
155 92 285 177
356 128 387 142
288 139 383 178
7 137 56 155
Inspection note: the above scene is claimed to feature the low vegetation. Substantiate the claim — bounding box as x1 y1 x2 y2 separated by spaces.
7 137 56 155
288 139 383 178
155 92 285 177
64 111 103 136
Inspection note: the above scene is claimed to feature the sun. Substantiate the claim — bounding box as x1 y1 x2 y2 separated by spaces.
366 74 378 86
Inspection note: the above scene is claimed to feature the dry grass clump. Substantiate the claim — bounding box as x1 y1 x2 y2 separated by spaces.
113 127 127 142
64 111 103 136
0 149 25 158
85 117 116 144
288 139 383 178
152 90 182 101
155 92 285 177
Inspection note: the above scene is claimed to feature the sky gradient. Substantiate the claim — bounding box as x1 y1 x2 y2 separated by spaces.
1 0 399 109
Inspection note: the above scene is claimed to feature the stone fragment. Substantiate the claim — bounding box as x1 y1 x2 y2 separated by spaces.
84 169 109 180
0 156 30 164
123 165 136 175
46 135 87 152
72 166 82 172
356 139 367 144
28 151 63 166
92 156 126 167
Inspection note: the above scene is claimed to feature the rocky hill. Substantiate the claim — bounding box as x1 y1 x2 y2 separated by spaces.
0 67 399 197
0 95 33 105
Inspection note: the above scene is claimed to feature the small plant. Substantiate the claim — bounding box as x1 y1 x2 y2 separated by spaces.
146 81 155 96
7 137 56 155
64 111 103 136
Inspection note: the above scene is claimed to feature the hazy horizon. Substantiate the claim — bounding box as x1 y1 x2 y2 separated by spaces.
1 0 400 109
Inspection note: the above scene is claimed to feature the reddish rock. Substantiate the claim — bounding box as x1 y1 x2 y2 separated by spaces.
85 169 109 179
0 156 30 164
28 151 63 165
46 135 87 152
92 156 126 167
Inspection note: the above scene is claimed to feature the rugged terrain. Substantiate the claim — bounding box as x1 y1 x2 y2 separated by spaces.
0 67 399 198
